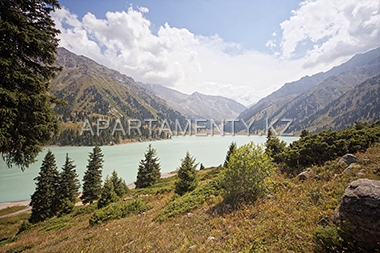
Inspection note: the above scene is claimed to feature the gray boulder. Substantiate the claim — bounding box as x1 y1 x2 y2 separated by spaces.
298 168 313 181
338 154 358 165
333 179 380 249
343 163 361 174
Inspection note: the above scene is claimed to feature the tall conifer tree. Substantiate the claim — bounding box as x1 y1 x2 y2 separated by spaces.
81 146 104 204
135 144 161 189
175 151 199 196
0 0 65 170
224 142 237 167
57 154 80 214
29 150 59 223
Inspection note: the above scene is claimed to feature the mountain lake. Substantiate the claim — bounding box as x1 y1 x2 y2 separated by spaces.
0 135 298 203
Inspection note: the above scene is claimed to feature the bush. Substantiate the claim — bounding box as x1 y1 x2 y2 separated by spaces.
312 226 359 252
155 176 222 221
89 199 152 225
222 142 274 204
71 203 97 217
281 121 380 171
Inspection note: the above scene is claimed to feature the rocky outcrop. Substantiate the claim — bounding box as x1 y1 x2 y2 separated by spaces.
338 154 358 165
333 179 380 249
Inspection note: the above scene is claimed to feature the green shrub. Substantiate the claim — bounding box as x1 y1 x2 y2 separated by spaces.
71 203 97 217
89 199 152 225
282 121 380 171
155 176 222 221
312 226 343 252
222 142 274 204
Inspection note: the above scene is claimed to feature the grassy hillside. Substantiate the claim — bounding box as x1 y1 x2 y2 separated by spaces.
1 130 379 252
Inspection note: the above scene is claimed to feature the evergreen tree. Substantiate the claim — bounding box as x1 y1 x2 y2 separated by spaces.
81 146 104 204
300 129 309 138
135 144 161 189
175 151 199 196
0 0 65 170
97 176 119 209
57 154 80 214
199 163 205 170
110 170 129 197
223 142 237 167
29 150 60 223
265 129 286 163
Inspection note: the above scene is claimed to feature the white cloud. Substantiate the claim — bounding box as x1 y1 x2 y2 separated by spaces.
279 0 380 69
52 1 380 106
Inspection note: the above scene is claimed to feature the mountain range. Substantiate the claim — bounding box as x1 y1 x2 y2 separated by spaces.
232 47 380 134
50 47 380 137
137 82 246 121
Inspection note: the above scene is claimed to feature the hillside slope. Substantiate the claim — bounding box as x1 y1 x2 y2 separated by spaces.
292 73 380 132
51 48 186 126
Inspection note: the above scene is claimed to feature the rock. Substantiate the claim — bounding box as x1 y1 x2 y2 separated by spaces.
222 204 233 213
343 163 360 173
298 168 313 181
338 154 358 165
183 213 194 219
206 236 215 242
333 179 380 250
212 207 221 216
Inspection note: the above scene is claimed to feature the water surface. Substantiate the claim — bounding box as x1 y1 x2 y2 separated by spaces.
0 135 298 202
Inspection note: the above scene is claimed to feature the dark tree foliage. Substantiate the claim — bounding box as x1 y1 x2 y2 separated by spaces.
223 142 237 168
110 170 129 197
81 146 104 204
199 163 205 170
281 120 380 173
56 153 80 214
135 144 161 189
265 129 286 163
0 0 65 170
97 176 119 209
175 151 199 196
29 150 60 223
300 129 309 138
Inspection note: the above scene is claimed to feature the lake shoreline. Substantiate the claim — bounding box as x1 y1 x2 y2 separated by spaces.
0 171 177 209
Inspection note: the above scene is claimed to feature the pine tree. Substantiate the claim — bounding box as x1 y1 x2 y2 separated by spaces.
97 176 119 209
175 151 199 196
135 144 161 189
57 154 80 214
265 129 286 163
224 142 237 167
110 170 129 197
29 150 60 223
0 0 65 170
81 146 104 204
199 163 205 170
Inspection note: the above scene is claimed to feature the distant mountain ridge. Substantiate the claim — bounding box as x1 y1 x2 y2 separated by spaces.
232 47 380 134
138 82 246 122
51 48 187 127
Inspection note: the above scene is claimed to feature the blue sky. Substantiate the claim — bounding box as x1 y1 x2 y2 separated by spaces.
54 0 380 105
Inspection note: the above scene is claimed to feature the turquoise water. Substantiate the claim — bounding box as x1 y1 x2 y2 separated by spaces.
0 135 298 203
